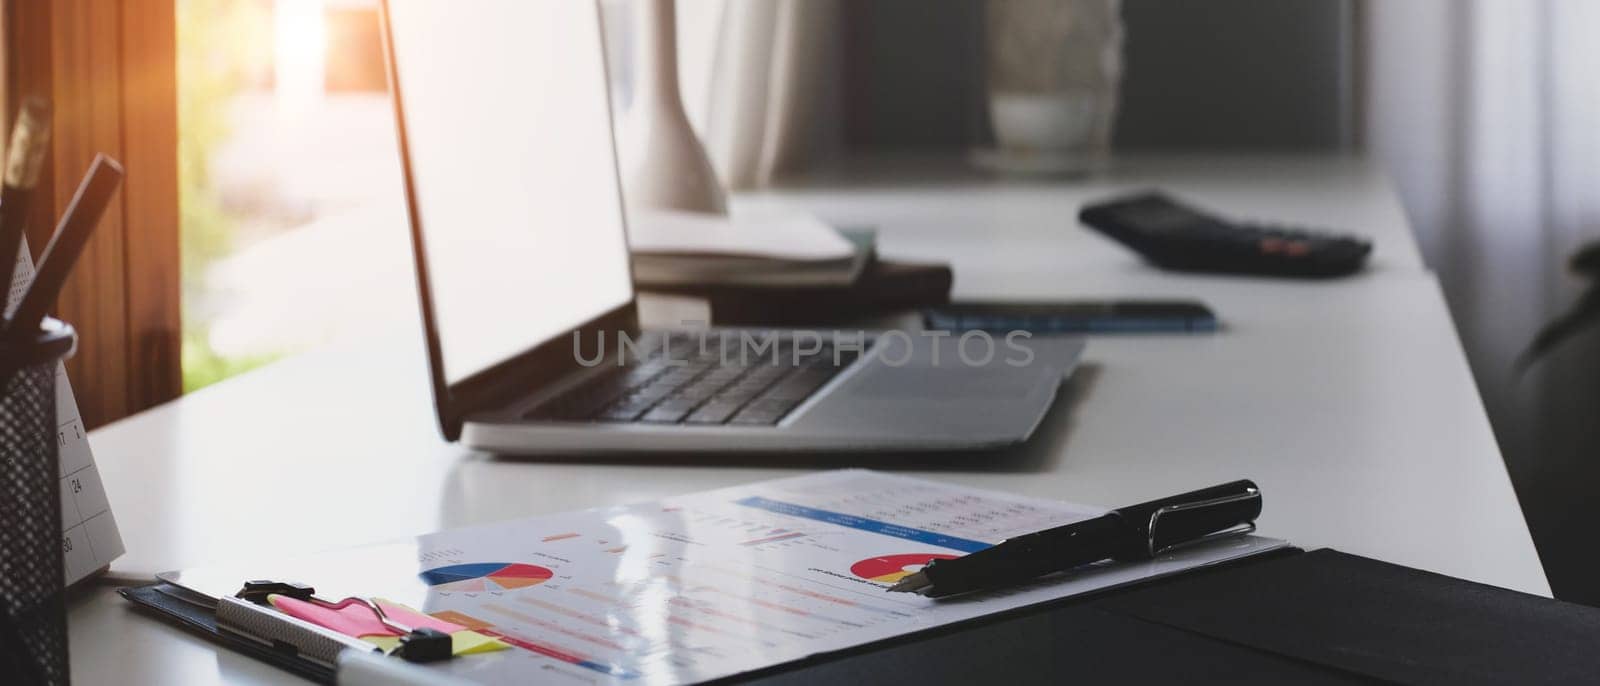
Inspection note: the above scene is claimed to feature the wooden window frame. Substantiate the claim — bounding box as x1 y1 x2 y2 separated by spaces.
5 0 181 428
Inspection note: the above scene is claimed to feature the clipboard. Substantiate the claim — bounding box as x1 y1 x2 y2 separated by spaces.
122 549 1304 685
118 470 1291 684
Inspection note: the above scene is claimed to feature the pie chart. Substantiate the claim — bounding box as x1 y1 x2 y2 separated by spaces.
419 562 554 592
850 553 959 583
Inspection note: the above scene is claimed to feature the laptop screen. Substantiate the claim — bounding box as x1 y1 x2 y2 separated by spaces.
386 0 633 384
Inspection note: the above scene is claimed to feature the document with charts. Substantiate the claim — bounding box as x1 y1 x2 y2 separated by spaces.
7 244 125 584
164 470 1285 684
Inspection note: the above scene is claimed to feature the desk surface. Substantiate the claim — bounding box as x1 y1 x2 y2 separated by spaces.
70 154 1545 685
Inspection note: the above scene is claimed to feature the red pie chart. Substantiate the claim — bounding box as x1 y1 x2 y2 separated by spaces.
850 553 959 583
419 562 554 592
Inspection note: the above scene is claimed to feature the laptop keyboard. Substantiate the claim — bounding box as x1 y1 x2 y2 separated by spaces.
527 333 868 426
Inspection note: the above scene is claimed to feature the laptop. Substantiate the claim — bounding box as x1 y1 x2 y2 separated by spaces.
379 0 1083 454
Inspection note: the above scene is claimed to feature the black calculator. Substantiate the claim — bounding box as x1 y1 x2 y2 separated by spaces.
1078 192 1372 278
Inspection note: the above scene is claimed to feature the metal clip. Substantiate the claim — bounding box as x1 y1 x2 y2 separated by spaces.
234 579 454 663
1145 488 1261 557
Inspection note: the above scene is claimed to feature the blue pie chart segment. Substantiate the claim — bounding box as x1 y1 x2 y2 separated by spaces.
419 562 515 586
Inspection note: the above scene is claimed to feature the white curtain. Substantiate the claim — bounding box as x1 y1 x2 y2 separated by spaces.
682 0 840 189
1367 0 1600 378
606 0 840 190
1365 0 1600 599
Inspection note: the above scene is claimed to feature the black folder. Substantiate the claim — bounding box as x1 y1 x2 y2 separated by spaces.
742 549 1600 685
125 549 1600 684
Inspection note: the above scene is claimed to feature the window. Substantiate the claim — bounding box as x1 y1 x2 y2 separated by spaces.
178 0 408 391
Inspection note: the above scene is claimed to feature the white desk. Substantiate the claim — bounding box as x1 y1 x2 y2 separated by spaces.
69 155 1545 684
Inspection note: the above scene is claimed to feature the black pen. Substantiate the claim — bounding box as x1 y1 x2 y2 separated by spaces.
887 480 1262 597
0 97 52 307
1 154 123 344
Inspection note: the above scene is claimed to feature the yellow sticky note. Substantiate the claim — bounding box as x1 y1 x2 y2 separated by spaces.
364 635 401 653
453 631 510 655
361 630 509 656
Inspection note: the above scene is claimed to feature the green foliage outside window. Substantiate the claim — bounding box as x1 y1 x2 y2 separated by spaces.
177 0 281 392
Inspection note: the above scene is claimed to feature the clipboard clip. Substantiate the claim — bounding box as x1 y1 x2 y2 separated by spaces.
235 579 454 663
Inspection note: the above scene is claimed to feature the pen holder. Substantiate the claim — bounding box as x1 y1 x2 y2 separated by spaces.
0 318 77 686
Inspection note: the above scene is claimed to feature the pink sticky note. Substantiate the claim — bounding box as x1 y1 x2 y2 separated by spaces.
375 599 464 634
268 595 464 639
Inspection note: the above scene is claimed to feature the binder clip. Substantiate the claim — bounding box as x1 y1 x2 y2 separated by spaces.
236 580 453 663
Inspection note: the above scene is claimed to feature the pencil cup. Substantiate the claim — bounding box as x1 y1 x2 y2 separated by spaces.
0 318 77 686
